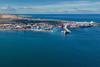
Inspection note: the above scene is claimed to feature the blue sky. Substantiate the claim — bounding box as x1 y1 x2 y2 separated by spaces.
0 0 100 14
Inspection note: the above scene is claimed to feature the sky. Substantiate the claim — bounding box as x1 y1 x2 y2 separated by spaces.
0 0 100 14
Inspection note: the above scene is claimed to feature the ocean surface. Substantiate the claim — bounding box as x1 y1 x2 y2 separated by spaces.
20 14 100 22
0 14 100 67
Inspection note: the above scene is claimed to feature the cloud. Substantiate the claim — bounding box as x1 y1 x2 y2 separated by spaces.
0 1 100 14
0 6 16 11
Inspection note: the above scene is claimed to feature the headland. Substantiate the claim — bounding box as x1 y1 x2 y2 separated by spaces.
0 14 99 34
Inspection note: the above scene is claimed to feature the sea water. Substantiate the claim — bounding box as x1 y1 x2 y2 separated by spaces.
0 14 100 67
